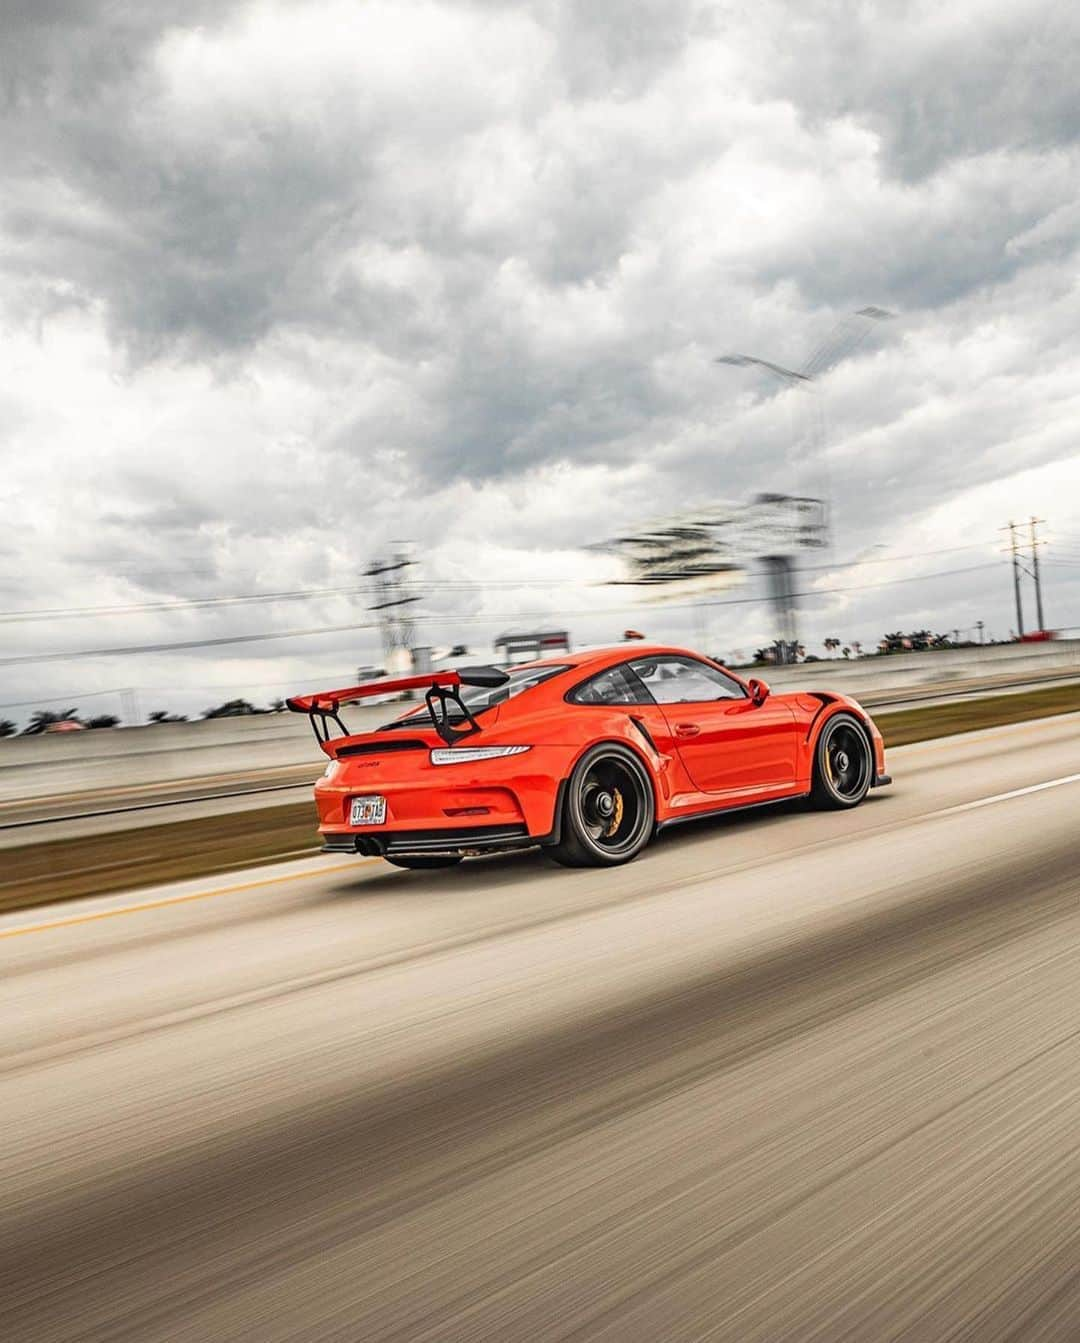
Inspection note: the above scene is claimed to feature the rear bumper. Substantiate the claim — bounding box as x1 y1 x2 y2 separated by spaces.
322 823 533 858
314 745 576 840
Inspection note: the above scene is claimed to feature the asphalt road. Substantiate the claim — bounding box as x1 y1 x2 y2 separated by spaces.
1 714 1078 1342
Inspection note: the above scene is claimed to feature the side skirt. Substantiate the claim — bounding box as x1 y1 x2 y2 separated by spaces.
655 790 812 833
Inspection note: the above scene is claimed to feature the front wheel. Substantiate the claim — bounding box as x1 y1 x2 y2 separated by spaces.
546 744 655 867
811 714 873 809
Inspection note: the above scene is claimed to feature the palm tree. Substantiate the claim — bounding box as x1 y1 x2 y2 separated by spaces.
202 698 264 719
23 708 81 735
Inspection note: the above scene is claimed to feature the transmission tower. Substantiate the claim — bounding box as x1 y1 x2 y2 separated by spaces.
366 549 420 669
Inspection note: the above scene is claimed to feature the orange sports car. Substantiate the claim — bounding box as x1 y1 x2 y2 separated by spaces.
287 644 891 870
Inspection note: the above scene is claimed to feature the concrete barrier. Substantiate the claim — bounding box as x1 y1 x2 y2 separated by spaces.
759 638 1080 698
0 705 390 805
2 640 1077 807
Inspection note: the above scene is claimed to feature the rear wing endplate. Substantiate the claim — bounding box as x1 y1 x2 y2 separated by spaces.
286 666 509 749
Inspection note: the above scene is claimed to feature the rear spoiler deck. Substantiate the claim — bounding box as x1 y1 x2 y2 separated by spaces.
287 666 509 749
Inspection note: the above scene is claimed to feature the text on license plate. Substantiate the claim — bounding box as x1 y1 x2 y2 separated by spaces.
350 795 387 826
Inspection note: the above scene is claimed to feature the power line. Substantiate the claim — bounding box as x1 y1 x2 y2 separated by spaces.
794 540 994 573
0 560 1005 668
0 686 131 710
698 561 1002 610
0 621 379 668
0 582 398 625
0 540 1003 625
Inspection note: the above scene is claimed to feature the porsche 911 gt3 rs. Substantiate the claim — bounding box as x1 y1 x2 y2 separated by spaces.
287 645 891 869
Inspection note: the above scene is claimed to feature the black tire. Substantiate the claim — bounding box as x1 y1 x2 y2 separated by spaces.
546 744 655 867
384 854 463 870
811 713 873 810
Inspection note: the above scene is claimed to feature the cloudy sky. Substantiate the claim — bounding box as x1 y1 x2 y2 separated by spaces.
2 0 1079 722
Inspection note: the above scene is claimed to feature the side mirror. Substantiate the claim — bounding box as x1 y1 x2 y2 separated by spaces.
747 678 770 706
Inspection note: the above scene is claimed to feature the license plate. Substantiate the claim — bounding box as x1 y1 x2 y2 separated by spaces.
349 795 387 826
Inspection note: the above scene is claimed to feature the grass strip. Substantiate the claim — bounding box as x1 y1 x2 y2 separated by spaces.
875 681 1080 747
1 684 1077 916
0 802 320 916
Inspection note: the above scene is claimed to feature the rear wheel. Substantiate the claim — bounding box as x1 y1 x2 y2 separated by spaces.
546 744 655 867
384 854 463 870
811 714 873 809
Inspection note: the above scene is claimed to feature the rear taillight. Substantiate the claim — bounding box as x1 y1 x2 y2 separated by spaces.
429 745 531 765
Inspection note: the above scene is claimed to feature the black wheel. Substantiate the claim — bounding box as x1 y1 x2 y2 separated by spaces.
384 854 463 870
546 744 655 867
811 714 873 809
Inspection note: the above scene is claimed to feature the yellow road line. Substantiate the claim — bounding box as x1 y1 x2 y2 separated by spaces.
0 859 372 941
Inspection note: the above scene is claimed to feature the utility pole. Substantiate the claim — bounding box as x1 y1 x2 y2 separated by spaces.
1003 522 1025 638
1029 517 1046 632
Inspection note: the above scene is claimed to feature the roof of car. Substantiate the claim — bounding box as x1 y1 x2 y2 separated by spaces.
510 643 692 672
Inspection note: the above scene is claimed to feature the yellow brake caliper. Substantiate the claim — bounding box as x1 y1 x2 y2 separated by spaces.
605 789 624 837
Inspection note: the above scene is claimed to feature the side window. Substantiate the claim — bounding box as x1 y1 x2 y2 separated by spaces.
569 663 651 706
628 656 746 704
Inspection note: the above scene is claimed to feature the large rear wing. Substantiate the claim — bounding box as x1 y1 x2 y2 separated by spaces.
286 666 509 750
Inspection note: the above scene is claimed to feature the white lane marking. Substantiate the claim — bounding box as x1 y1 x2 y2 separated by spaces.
933 772 1080 819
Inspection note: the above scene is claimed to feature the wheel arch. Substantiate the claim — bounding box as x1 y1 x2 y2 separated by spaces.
808 707 875 802
550 734 663 842
805 699 876 763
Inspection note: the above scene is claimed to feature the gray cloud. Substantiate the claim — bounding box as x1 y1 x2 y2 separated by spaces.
0 0 1078 716
749 1 1080 181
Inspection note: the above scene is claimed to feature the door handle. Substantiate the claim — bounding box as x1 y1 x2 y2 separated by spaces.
674 722 700 738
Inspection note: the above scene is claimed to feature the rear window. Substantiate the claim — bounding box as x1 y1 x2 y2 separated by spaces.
456 663 571 712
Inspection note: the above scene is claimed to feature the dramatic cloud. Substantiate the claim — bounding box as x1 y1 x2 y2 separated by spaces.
1 0 1078 719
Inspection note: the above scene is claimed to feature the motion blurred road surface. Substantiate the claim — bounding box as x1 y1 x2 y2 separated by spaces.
1 715 1078 1342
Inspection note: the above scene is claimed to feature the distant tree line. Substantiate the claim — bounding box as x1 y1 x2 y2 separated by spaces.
200 697 286 718
878 630 954 653
11 708 122 735
0 696 292 739
744 629 998 666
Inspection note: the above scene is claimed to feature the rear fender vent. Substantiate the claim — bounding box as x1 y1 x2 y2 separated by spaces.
804 693 837 742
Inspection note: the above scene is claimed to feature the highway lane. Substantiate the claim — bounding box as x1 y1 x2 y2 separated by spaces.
0 714 1078 1341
